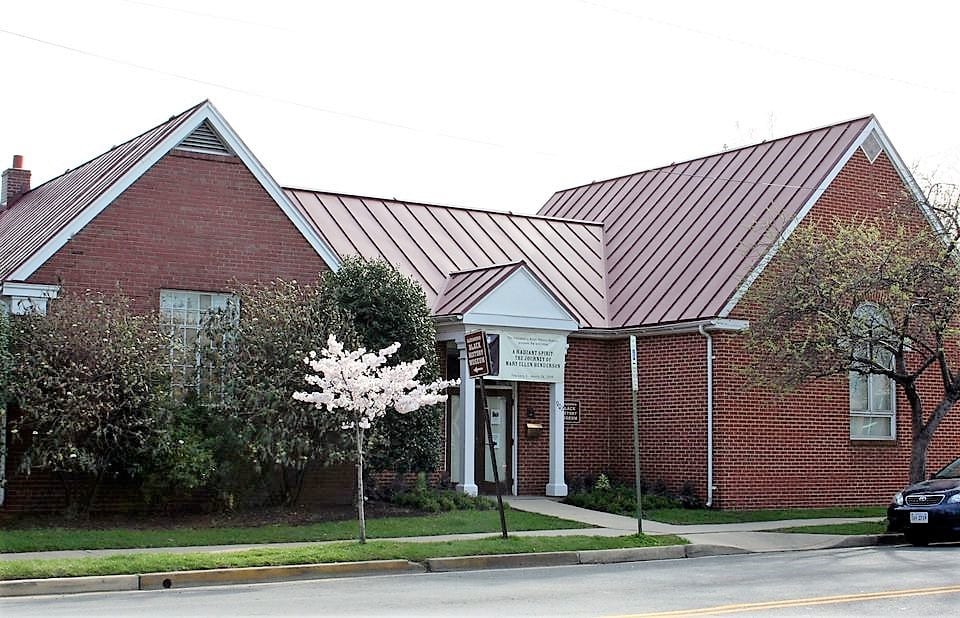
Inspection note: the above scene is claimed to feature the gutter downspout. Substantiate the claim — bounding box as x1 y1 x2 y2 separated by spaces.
698 325 714 508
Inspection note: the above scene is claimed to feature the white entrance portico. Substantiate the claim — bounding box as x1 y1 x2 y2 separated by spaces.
434 262 578 497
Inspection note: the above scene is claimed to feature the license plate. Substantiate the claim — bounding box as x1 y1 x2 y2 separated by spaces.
910 512 929 524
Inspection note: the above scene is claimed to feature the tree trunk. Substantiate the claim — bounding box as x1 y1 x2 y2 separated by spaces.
355 425 366 544
909 431 931 485
905 382 928 485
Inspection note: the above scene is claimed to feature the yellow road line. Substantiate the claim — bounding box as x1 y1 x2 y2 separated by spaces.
610 583 960 616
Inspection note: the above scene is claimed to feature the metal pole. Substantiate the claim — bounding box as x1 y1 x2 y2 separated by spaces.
479 376 509 538
630 335 643 535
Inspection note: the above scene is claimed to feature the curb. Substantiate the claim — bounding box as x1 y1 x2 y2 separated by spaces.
0 538 901 598
427 551 580 572
140 559 425 590
0 574 139 598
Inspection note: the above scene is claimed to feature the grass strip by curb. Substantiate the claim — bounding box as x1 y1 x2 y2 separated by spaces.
1 509 589 553
0 534 685 580
770 521 887 536
645 506 886 525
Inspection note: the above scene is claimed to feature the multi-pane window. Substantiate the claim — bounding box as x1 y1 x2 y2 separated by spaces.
849 303 895 440
159 290 232 392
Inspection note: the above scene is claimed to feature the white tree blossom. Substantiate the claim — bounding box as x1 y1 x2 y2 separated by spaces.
294 334 458 542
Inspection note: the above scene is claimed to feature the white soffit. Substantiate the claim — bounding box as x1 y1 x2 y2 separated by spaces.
464 266 579 331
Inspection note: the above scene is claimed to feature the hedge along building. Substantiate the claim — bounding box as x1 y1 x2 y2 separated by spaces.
2 100 957 510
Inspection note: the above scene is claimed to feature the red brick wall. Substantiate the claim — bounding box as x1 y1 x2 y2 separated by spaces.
516 381 550 494
563 338 616 482
551 149 960 510
709 148 960 508
27 150 329 308
5 149 333 513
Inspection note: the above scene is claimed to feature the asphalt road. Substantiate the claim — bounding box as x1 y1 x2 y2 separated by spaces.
3 545 959 617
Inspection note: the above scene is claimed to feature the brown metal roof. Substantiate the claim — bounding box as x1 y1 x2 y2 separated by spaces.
0 102 205 280
285 190 609 327
539 116 874 327
434 262 523 316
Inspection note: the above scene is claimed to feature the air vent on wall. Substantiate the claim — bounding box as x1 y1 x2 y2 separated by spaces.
176 121 233 155
860 129 883 164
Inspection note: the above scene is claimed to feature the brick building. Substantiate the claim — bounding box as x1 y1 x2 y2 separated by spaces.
1 101 955 511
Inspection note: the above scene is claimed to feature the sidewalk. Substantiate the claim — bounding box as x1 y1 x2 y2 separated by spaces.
503 496 889 552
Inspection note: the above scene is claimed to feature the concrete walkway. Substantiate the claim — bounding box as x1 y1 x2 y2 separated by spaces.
503 496 887 552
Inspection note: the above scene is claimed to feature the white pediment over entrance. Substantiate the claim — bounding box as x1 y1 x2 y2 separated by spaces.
463 266 578 332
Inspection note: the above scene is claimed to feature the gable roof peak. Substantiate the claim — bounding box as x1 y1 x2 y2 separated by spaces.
0 99 340 280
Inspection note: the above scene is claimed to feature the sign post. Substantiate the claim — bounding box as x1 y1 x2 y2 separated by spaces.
630 335 643 534
464 330 508 539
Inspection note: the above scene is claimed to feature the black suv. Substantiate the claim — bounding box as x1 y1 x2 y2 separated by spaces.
888 456 960 545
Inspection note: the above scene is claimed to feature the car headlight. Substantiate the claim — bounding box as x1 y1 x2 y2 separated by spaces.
893 492 904 506
948 493 960 504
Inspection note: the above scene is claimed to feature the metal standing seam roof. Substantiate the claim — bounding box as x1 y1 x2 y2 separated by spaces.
539 116 874 328
284 190 610 328
434 262 525 316
0 102 206 280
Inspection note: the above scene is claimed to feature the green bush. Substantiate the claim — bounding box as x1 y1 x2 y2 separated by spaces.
8 289 175 515
563 474 687 515
387 476 494 513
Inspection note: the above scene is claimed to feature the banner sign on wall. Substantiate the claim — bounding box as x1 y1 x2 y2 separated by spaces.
490 331 566 383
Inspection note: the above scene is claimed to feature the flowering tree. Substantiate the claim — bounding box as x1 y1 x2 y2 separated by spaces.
294 335 458 542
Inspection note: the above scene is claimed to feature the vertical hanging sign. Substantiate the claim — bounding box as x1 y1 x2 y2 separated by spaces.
465 330 490 378
630 335 639 392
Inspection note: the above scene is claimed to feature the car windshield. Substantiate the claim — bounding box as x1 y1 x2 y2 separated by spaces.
934 457 960 479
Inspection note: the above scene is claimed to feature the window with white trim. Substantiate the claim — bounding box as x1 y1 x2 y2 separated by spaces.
160 290 233 392
849 303 895 440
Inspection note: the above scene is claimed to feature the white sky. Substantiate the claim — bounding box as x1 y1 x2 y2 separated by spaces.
2 0 958 214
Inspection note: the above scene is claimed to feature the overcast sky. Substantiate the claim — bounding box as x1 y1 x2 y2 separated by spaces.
2 0 958 214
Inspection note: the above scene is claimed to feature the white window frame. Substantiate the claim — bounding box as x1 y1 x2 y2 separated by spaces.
849 303 896 440
159 289 234 392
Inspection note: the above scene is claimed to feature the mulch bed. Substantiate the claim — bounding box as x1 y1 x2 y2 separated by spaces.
0 502 418 530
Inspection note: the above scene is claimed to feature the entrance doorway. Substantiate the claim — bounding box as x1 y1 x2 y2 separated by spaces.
447 384 515 495
476 392 513 494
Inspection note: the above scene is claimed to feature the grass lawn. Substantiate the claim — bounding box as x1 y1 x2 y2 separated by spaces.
0 508 590 554
771 521 889 535
645 506 887 525
0 534 686 580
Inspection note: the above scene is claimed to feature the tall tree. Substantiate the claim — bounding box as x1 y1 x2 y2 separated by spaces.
326 257 443 473
747 188 960 483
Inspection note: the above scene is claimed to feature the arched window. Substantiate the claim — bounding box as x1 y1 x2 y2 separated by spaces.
849 303 895 440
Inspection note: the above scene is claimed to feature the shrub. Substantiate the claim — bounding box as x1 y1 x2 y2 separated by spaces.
387 475 494 512
563 474 687 515
8 289 174 514
200 277 356 506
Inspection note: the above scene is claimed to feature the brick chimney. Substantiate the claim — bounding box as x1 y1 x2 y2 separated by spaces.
2 155 31 209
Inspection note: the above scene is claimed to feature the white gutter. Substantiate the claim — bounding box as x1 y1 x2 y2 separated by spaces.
574 318 749 339
698 324 715 508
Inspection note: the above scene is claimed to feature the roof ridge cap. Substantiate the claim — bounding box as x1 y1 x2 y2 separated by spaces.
549 114 876 196
21 100 207 197
283 186 605 226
